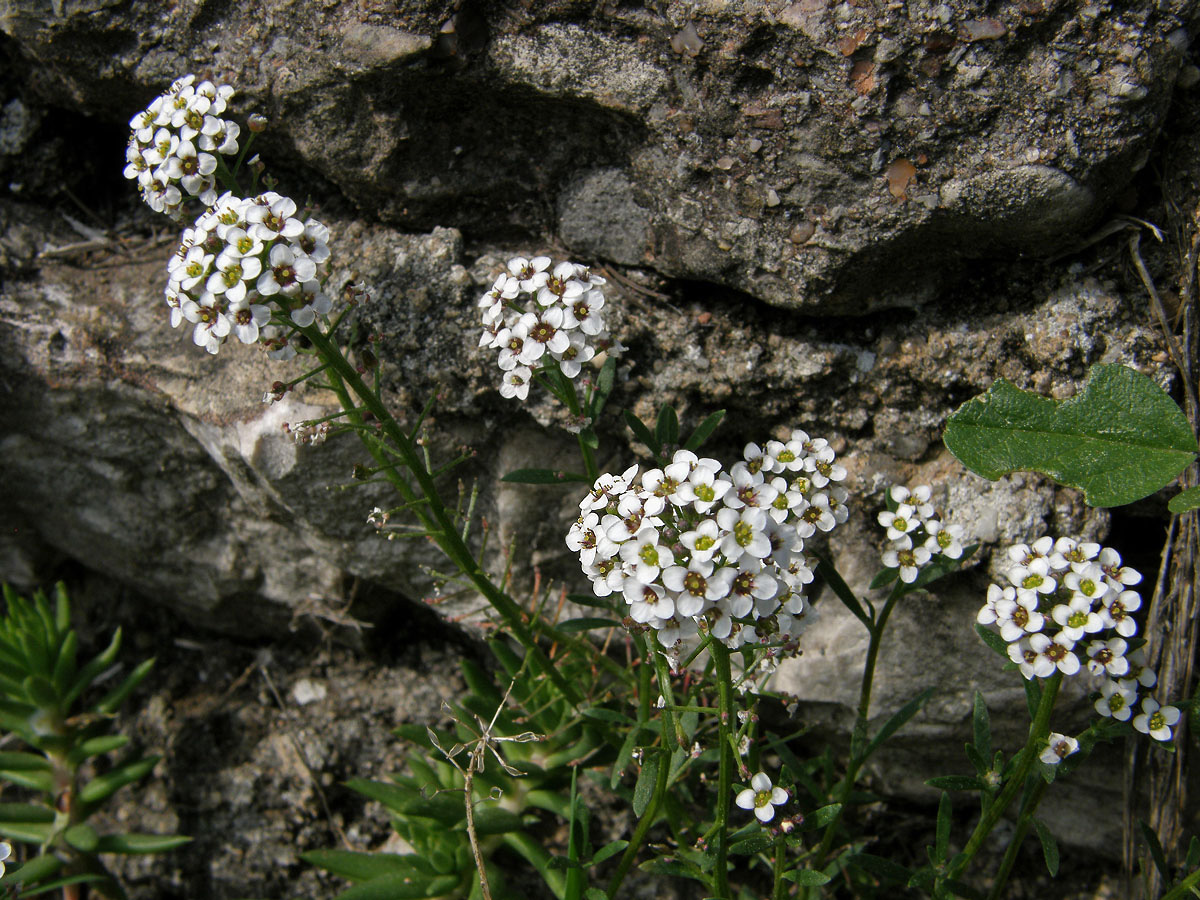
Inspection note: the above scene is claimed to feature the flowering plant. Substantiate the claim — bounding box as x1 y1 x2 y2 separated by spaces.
87 72 1199 900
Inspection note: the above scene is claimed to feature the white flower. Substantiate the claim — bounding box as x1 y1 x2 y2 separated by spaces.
0 841 10 878
881 536 930 584
1095 678 1137 721
499 365 533 400
735 772 788 823
923 519 964 559
878 503 920 541
1085 637 1129 677
1039 733 1079 765
1132 697 1180 742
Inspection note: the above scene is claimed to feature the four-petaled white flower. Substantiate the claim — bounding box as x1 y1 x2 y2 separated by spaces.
1132 698 1180 742
1039 732 1079 765
736 772 788 822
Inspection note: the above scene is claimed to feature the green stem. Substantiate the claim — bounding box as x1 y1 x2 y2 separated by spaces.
711 641 736 899
811 586 903 872
985 778 1047 900
772 833 787 900
945 671 1062 885
606 635 675 899
298 324 582 707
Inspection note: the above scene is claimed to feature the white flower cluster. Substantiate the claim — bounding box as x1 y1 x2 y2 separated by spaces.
977 536 1180 742
567 433 849 669
877 484 966 583
123 74 241 219
165 191 332 355
478 256 614 400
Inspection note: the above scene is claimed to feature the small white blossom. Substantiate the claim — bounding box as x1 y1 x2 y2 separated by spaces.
1039 733 1079 765
1132 697 1180 742
735 772 788 823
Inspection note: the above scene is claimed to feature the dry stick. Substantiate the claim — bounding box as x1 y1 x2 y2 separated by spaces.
1122 224 1200 898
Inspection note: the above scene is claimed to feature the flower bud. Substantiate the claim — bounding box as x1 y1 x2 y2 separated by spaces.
248 113 269 132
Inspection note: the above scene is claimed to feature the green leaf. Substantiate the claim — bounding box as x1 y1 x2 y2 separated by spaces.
845 852 911 883
945 879 986 899
69 735 130 767
813 553 872 628
333 874 461 899
13 875 105 897
500 468 590 484
2 853 63 885
1032 819 1059 876
589 356 617 418
934 792 952 863
972 692 992 761
654 406 679 449
557 618 622 634
784 870 833 886
926 776 983 791
64 823 99 852
943 364 1199 507
0 752 51 771
77 755 158 807
1140 819 1171 879
807 803 842 830
632 751 660 818
93 833 192 854
611 727 640 789
63 628 122 708
974 623 1009 659
301 850 432 882
585 889 608 900
682 410 726 451
95 658 155 715
624 411 661 457
592 840 628 865
0 768 55 794
864 687 934 760
638 857 709 882
0 803 54 824
0 821 54 843
1169 486 1200 514
580 707 635 726
1024 677 1042 721
471 807 525 836
729 833 773 855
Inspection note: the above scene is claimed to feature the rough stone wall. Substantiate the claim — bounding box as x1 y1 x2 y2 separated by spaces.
1 1 1198 896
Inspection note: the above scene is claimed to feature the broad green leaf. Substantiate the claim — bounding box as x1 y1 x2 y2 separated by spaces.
943 364 1198 507
1169 486 1200 514
301 850 431 882
500 468 589 484
1033 819 1059 876
93 833 192 854
632 751 660 818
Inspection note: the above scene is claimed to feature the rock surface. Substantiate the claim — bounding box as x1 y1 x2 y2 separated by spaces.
1 0 1197 895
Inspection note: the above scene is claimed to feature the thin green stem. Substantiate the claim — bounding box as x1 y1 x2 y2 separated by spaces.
946 671 1062 885
711 641 736 899
986 778 1047 900
772 833 787 900
297 324 582 707
811 585 903 872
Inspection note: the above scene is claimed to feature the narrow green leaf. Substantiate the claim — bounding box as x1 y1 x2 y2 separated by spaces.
972 692 992 761
64 823 99 852
565 593 617 610
578 426 600 449
501 468 590 484
1032 819 1059 876
943 364 1199 507
93 832 191 854
1024 678 1043 721
964 744 989 779
846 852 911 883
13 875 105 897
869 567 900 591
0 769 55 794
654 406 679 448
865 687 935 760
683 410 726 451
926 775 984 791
300 850 433 882
632 751 660 818
975 623 1009 659
590 356 617 418
95 658 155 715
51 630 77 696
585 889 608 900
1140 819 1171 879
333 874 460 900
0 752 51 771
557 617 621 634
471 807 524 836
623 411 661 457
2 853 63 885
0 821 54 843
580 707 635 726
945 879 986 899
935 792 952 863
63 628 122 708
52 584 70 634
1186 834 1200 871
811 803 842 829
611 727 640 789
77 755 158 806
785 870 833 886
729 833 773 855
23 676 58 711
638 857 709 882
1169 486 1200 514
591 840 628 866
0 803 54 824
813 553 872 628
